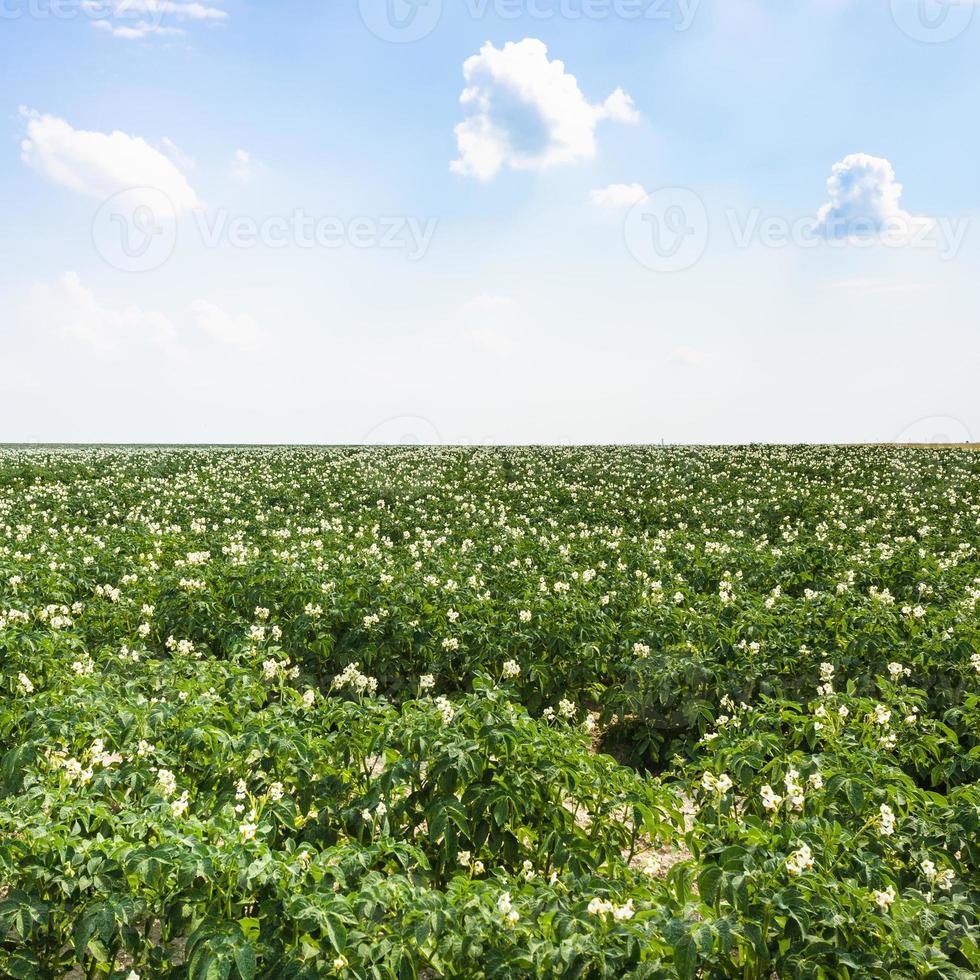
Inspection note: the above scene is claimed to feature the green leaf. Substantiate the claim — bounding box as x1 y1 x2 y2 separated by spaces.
233 944 257 980
844 779 865 814
322 915 348 954
697 865 723 907
673 933 697 980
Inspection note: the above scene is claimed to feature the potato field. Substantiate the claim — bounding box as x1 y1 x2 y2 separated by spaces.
1 446 978 978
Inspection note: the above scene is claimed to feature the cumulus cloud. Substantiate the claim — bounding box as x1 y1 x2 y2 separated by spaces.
30 273 180 353
27 276 265 357
590 183 649 208
231 149 253 182
92 20 181 39
451 39 639 180
159 136 196 173
20 108 200 213
816 153 932 240
89 0 227 40
188 299 269 351
229 148 266 184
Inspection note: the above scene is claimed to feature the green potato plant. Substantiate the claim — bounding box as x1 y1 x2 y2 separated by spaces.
1 445 978 977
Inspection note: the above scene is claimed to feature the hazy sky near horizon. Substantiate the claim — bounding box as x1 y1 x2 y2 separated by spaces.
1 0 977 445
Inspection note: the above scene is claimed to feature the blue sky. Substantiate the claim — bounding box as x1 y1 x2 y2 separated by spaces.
1 0 977 444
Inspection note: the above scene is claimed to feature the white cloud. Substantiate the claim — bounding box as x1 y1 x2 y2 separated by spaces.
27 276 265 357
30 272 180 353
188 299 269 351
89 0 227 40
92 20 181 39
451 39 639 180
20 109 200 213
159 136 196 173
590 183 649 208
231 149 253 183
816 153 932 240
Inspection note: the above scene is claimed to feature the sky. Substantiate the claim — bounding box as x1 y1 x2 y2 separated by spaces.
0 0 978 445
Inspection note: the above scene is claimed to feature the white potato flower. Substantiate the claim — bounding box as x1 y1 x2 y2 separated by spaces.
872 885 896 911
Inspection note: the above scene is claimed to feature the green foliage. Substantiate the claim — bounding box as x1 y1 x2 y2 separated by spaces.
0 445 978 977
